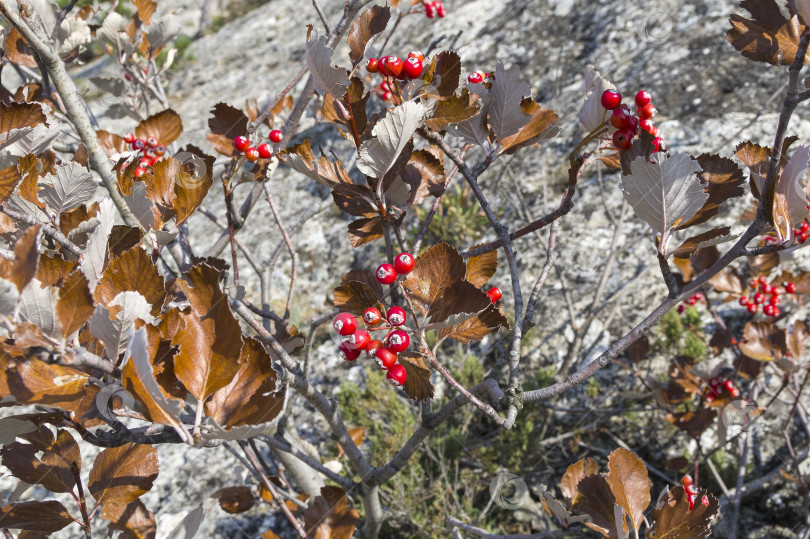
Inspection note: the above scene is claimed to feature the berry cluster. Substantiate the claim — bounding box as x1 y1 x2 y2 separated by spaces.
122 132 166 178
677 292 703 313
680 476 710 511
375 252 416 285
332 310 410 387
367 51 424 101
703 376 740 403
467 71 491 84
423 0 446 18
231 130 282 162
738 276 797 317
795 221 810 244
600 89 663 153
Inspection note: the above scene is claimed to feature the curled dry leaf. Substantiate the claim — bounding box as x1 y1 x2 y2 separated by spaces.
102 498 157 539
397 352 434 402
0 429 80 494
135 109 183 147
728 0 810 66
347 5 390 66
207 103 249 157
421 51 462 100
334 280 386 316
650 485 718 538
465 248 498 288
606 448 651 536
306 31 350 100
560 457 600 510
577 474 628 539
676 154 746 230
216 486 255 514
0 501 74 533
89 443 159 507
303 486 359 539
738 320 786 361
665 408 717 437
95 245 166 317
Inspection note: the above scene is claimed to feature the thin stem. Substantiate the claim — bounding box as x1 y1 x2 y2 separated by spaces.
263 183 299 322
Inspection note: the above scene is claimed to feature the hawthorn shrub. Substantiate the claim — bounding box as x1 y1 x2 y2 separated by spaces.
0 0 809 537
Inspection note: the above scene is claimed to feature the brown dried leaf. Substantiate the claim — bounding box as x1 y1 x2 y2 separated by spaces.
401 149 446 206
0 501 73 533
665 408 717 437
677 154 745 229
739 320 785 361
787 320 809 359
5 359 96 417
398 352 434 402
0 162 22 206
173 146 215 225
108 226 144 259
500 98 559 154
465 249 497 288
627 335 650 363
342 269 384 301
97 130 129 158
89 443 158 507
727 0 809 66
334 280 385 316
303 486 359 539
57 270 94 337
650 486 718 538
620 130 657 176
438 303 508 344
672 227 732 258
95 245 165 317
207 103 249 157
577 474 627 538
347 5 390 66
426 279 491 326
4 28 37 68
337 426 365 458
0 102 46 136
424 89 480 131
402 242 466 315
135 109 183 146
102 499 157 539
708 267 745 295
422 51 462 99
749 252 779 276
323 78 369 141
217 486 255 514
560 457 600 510
205 337 285 429
17 155 45 209
134 0 157 25
36 253 76 288
173 262 243 402
606 448 651 535
0 429 79 493
142 159 180 227
348 216 383 248
0 224 41 291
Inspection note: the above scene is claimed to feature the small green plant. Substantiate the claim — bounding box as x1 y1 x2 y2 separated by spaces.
411 183 491 247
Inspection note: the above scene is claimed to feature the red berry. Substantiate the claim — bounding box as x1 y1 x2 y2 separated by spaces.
610 105 633 129
387 306 407 326
802 221 810 232
769 295 781 305
693 292 703 301
407 50 424 63
677 304 685 314
601 89 622 110
132 139 146 151
257 143 273 159
144 147 157 159
762 283 772 294
435 1 446 17
800 231 808 243
680 475 693 487
730 387 741 398
705 393 715 403
773 306 781 317
710 376 721 387
786 282 797 294
749 279 758 289
233 136 249 152
148 156 159 166
688 495 696 511
155 145 166 156
381 91 393 101
374 348 397 370
333 313 357 336
723 380 735 392
339 341 362 361
468 72 483 84
138 157 151 167
134 166 147 178
376 263 398 285
487 287 502 302
403 57 423 79
753 292 765 304
123 132 135 143
651 137 664 153
245 148 260 162
381 56 403 78
685 484 698 496
349 329 371 350
747 303 758 314
386 330 410 353
758 275 769 284
380 80 390 92
363 307 382 326
649 125 659 137
687 297 697 306
387 363 407 386
739 296 750 306
612 129 634 151
639 103 657 119
635 90 652 107
269 130 283 143
367 58 379 73
425 3 436 17
146 136 158 148
701 495 709 507
639 118 655 133
366 339 384 358
394 252 415 274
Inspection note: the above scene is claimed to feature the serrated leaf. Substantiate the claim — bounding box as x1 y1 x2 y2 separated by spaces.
399 149 446 206
676 154 746 230
207 103 249 157
561 457 600 510
0 501 73 533
738 320 784 361
0 224 41 292
438 303 508 344
578 474 628 539
5 358 96 417
347 5 390 66
620 153 707 254
134 0 157 25
89 292 154 362
424 89 480 131
774 144 810 241
0 429 79 493
728 0 810 66
488 62 531 140
500 97 559 154
426 280 491 326
422 51 461 100
18 280 60 338
348 216 383 247
579 65 614 132
216 486 255 514
80 198 116 289
102 498 157 539
334 280 385 316
306 31 349 99
402 242 466 315
322 77 369 140
465 249 497 287
398 352 434 402
445 83 491 145
135 109 183 146
357 101 426 178
0 102 46 138
56 270 94 337
95 245 165 317
606 448 650 535
37 162 96 215
673 227 732 258
144 17 179 50
650 486 718 538
4 28 37 68
89 443 158 507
